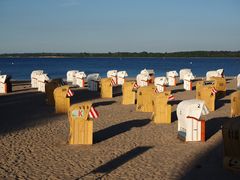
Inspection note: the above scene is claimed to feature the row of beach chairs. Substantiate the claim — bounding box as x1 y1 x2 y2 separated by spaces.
1 68 240 172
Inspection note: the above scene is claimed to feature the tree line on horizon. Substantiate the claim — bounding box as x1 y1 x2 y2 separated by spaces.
0 51 240 58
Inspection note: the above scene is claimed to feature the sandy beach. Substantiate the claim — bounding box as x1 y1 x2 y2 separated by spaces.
0 78 239 179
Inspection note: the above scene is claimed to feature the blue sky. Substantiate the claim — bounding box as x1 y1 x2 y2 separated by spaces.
0 0 240 53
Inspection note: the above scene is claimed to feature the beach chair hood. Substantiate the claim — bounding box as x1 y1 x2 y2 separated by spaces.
31 70 44 78
107 70 118 77
75 72 86 79
237 74 240 89
154 77 168 86
137 74 149 81
166 71 179 78
117 71 128 78
146 69 155 75
66 70 79 82
67 70 79 77
87 73 101 82
217 69 224 76
183 72 195 81
136 74 149 87
206 68 224 80
177 99 209 121
38 74 50 82
0 75 7 83
140 69 151 79
140 69 149 76
180 69 192 80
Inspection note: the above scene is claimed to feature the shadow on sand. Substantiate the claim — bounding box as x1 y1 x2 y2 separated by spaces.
168 100 182 106
182 116 240 180
0 92 59 135
79 146 153 179
171 111 178 122
205 116 227 141
71 89 100 104
94 119 150 144
93 100 116 107
215 99 231 110
171 88 186 94
225 89 236 97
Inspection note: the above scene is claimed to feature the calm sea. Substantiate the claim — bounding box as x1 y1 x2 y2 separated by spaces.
0 57 240 80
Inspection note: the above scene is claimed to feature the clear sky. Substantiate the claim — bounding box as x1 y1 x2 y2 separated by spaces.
0 0 240 53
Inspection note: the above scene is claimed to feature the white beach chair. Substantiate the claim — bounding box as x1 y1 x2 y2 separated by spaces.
75 72 86 88
37 73 50 92
107 70 118 85
237 74 240 90
66 70 79 84
183 72 195 91
117 71 128 85
31 70 44 88
177 99 209 142
136 73 150 87
87 73 101 91
179 69 192 81
154 77 168 92
0 75 7 93
166 71 178 86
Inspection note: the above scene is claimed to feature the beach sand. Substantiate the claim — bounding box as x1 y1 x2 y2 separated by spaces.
0 78 239 179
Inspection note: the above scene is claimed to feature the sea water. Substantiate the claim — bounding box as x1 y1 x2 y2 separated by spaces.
0 57 239 80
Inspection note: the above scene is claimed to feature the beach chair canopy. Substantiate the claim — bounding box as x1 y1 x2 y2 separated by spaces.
183 72 195 81
136 73 150 86
146 69 155 75
31 70 44 78
140 69 150 76
177 99 209 121
38 74 50 82
75 71 86 79
180 69 192 80
154 77 168 86
206 68 224 80
66 70 79 81
117 71 128 78
107 70 118 78
86 73 101 82
217 69 224 76
237 74 240 89
0 75 7 83
166 71 179 78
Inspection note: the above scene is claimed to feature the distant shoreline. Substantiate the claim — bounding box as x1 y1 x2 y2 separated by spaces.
1 56 240 59
0 51 240 58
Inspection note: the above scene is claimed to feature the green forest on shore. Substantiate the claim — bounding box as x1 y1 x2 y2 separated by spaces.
0 51 240 58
